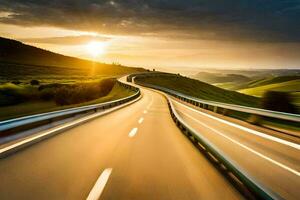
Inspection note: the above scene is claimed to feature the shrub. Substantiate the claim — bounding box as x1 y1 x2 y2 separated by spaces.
98 78 115 96
38 83 64 91
0 83 28 106
39 88 55 101
30 79 40 85
261 91 298 114
54 86 72 105
54 79 116 105
11 80 21 85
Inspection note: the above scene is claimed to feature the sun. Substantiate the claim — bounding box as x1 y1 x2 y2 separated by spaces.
86 41 106 57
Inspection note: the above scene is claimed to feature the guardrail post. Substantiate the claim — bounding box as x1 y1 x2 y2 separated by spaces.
247 114 261 125
213 106 218 113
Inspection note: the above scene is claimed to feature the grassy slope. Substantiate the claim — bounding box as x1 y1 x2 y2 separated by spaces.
213 82 238 90
0 83 134 121
239 79 300 97
210 74 300 106
192 72 251 84
247 75 300 88
0 37 143 120
136 74 299 132
0 37 144 82
135 75 259 107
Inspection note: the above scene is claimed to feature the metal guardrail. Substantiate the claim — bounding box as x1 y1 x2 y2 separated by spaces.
130 74 300 123
166 96 279 200
127 72 175 82
0 81 140 134
129 73 291 199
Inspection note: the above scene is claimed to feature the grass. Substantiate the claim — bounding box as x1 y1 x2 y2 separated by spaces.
135 74 259 107
293 92 300 106
136 74 300 132
0 62 141 84
0 37 142 121
260 118 300 132
193 72 251 84
213 82 237 90
246 75 300 88
0 83 135 121
0 78 117 106
210 75 300 106
0 37 145 84
0 37 144 80
239 79 300 98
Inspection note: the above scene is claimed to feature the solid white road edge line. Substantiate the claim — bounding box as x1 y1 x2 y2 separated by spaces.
0 95 142 156
129 127 138 137
172 99 300 150
138 117 144 124
86 168 112 200
181 111 300 177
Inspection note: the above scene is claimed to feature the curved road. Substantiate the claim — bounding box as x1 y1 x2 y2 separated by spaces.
172 97 300 200
0 84 241 199
0 78 299 199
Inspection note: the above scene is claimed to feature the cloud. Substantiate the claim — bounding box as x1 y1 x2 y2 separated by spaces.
0 0 300 42
20 35 111 45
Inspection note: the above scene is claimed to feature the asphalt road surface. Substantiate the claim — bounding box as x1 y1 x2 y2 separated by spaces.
0 86 242 200
172 98 300 200
0 79 299 200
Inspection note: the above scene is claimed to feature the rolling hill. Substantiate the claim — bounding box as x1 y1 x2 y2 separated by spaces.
192 70 300 106
0 37 144 81
244 75 300 88
135 74 259 107
0 37 143 120
192 72 251 84
239 78 300 100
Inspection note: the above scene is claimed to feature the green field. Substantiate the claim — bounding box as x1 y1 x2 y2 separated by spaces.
192 72 251 84
0 37 144 80
0 37 143 121
0 83 135 121
136 74 299 132
201 72 300 106
135 74 259 107
213 82 238 90
245 75 300 88
239 79 300 97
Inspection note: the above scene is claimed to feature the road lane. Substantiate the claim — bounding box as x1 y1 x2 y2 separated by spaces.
87 168 113 200
138 117 144 124
172 98 300 200
100 90 241 200
0 88 152 200
0 87 242 199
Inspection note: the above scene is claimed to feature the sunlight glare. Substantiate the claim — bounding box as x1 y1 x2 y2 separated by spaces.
86 41 106 57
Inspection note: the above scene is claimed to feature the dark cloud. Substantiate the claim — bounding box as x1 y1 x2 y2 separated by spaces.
0 0 300 42
20 35 110 45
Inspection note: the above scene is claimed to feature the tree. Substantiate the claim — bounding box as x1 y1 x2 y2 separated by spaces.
30 79 40 85
261 91 298 114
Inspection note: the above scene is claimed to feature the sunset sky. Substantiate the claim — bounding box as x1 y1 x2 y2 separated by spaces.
0 0 300 70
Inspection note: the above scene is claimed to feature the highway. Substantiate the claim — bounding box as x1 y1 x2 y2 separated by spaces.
171 98 300 200
0 85 242 199
0 79 299 199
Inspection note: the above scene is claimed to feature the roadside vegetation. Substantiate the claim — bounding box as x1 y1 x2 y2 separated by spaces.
0 37 143 121
136 74 299 132
0 37 144 78
0 80 135 121
135 74 259 107
0 78 116 107
192 70 300 107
